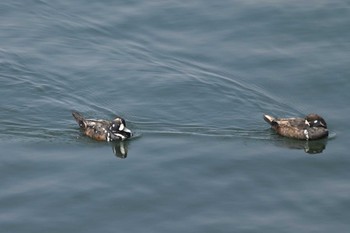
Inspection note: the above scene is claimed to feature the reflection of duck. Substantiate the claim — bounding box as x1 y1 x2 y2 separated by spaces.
270 136 327 154
264 114 328 140
112 141 129 159
72 111 132 142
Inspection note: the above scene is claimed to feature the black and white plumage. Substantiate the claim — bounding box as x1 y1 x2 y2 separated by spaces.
72 111 132 142
263 113 328 140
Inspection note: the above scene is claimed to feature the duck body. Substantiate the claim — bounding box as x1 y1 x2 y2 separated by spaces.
264 113 328 140
72 111 132 141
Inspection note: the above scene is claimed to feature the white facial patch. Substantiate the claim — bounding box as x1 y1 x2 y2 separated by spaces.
314 120 318 124
305 120 310 126
119 124 125 131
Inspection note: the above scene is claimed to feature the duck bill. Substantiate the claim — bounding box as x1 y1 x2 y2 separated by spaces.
123 127 133 137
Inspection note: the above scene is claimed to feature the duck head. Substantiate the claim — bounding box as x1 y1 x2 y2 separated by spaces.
305 114 327 128
109 117 133 139
110 117 127 131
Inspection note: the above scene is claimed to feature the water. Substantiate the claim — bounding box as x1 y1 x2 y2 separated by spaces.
1 1 350 232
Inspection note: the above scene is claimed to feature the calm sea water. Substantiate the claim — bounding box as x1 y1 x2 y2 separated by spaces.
1 1 350 232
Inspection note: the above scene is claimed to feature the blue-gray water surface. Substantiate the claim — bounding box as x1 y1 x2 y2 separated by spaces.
1 1 350 232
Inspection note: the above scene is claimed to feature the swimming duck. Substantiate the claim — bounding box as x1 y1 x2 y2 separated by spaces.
72 111 132 141
263 113 328 140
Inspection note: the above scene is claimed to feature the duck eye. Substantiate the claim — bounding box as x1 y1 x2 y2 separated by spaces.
109 123 119 131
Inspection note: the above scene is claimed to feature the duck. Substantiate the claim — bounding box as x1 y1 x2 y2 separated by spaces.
263 113 328 140
72 111 132 141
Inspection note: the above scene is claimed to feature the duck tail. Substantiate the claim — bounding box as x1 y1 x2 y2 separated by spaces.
72 111 86 128
263 114 276 126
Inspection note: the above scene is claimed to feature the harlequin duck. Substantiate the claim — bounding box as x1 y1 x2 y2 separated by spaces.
263 113 328 140
72 111 132 141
